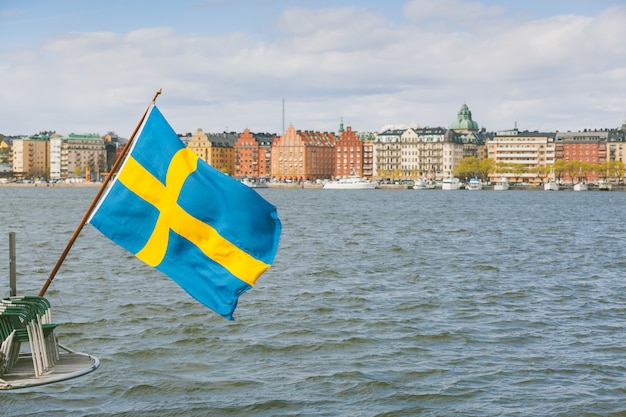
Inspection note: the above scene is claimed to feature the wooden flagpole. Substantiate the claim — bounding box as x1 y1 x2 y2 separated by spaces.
39 88 162 297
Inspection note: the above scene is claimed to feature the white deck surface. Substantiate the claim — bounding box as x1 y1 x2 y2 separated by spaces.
0 347 99 390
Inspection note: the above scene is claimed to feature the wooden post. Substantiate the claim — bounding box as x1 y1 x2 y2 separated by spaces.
9 232 16 297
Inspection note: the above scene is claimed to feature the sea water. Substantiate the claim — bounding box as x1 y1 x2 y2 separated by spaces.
1 186 626 416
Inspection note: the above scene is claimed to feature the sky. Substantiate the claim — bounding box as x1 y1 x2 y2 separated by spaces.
1 0 626 137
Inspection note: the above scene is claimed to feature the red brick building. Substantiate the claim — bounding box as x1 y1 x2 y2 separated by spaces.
270 125 336 181
234 129 275 178
555 131 607 182
334 125 365 179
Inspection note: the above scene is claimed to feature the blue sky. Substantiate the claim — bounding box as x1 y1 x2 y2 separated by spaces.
1 0 625 136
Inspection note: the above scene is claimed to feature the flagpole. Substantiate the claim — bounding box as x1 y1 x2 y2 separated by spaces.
39 88 162 297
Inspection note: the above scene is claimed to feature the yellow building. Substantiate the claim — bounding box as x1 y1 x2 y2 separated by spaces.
187 129 237 175
188 129 212 163
11 135 50 179
486 129 556 183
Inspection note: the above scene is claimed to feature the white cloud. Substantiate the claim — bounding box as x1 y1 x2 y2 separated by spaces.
1 2 625 136
403 0 506 25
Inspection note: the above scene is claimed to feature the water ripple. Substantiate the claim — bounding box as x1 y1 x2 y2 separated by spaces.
2 188 626 416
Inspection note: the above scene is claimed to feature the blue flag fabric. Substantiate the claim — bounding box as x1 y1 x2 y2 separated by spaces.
88 105 281 319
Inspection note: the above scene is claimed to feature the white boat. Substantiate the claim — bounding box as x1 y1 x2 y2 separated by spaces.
413 178 428 190
544 181 559 191
323 176 376 190
573 168 587 191
598 179 612 191
544 168 559 191
467 178 482 190
441 175 461 190
493 177 509 191
242 178 269 188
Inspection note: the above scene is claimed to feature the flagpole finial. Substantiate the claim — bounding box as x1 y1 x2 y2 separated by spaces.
152 88 162 103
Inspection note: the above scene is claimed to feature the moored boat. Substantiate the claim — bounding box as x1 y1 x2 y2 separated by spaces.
494 176 509 191
241 178 269 188
573 167 587 191
441 175 461 190
467 178 482 190
413 178 428 190
598 180 612 191
544 167 559 191
544 180 559 191
323 176 376 190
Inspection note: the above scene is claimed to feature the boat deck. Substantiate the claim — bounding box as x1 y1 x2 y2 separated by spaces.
0 346 99 390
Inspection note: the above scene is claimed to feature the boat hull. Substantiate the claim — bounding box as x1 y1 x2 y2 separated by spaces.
442 180 460 190
323 183 376 190
241 179 269 188
544 182 559 191
413 179 427 190
323 176 376 190
467 178 482 190
494 177 509 191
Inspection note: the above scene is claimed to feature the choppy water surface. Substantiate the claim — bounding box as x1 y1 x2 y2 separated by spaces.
2 186 626 416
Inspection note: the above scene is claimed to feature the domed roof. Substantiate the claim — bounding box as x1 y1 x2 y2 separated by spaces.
451 103 479 131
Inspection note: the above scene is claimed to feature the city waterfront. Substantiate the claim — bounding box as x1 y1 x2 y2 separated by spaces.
2 187 626 416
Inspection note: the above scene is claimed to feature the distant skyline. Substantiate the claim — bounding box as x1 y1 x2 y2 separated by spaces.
1 0 625 136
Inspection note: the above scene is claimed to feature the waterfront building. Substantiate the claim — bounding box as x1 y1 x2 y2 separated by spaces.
208 132 237 176
270 125 336 181
399 127 419 179
188 129 237 175
378 103 482 182
357 131 376 179
486 129 556 184
608 125 626 167
555 130 608 183
362 140 374 180
374 128 403 182
555 130 607 164
49 133 106 181
12 134 50 179
0 138 11 167
448 103 483 177
188 128 213 165
395 126 483 182
102 132 127 173
233 129 275 179
450 103 480 133
334 121 366 179
400 127 443 180
443 129 483 177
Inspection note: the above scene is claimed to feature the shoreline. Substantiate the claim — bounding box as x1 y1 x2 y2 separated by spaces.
0 182 102 188
1 181 623 191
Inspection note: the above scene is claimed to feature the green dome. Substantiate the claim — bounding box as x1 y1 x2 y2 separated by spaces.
451 103 479 131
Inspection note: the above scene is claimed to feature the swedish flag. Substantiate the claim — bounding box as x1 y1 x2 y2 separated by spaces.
88 105 281 319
